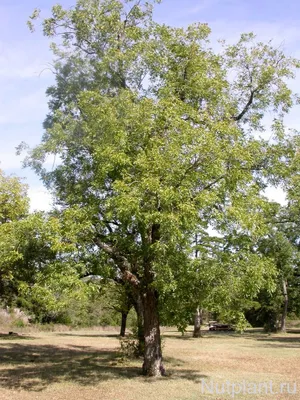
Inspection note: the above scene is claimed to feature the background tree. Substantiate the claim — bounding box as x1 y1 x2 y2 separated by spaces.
258 232 297 332
0 169 30 302
160 229 278 334
0 169 29 224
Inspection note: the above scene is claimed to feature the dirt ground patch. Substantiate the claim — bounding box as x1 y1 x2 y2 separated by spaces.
0 328 299 400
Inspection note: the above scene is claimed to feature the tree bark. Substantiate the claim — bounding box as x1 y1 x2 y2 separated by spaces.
120 311 128 337
280 279 288 332
193 307 202 338
132 292 145 356
142 288 165 376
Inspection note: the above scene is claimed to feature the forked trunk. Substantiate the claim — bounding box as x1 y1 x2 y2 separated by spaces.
142 288 165 376
120 311 128 337
280 279 288 333
193 307 202 338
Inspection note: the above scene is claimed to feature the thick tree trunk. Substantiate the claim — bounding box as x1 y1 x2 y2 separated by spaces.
280 279 288 332
142 288 165 377
132 292 145 356
193 307 202 338
120 311 128 337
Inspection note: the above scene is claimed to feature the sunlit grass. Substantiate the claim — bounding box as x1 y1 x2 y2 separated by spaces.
0 327 299 399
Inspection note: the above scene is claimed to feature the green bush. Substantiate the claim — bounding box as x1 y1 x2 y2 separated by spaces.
12 318 26 328
119 335 140 359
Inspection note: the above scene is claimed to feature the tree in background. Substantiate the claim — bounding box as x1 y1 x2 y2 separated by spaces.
0 169 29 224
24 0 300 376
160 229 278 335
0 169 30 302
258 232 297 332
0 172 91 323
251 148 300 332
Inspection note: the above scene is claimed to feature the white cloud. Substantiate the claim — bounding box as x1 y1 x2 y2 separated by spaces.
0 88 49 125
209 19 300 48
0 151 24 170
0 58 53 80
0 37 53 79
263 186 287 205
28 186 53 213
0 65 52 80
185 0 225 15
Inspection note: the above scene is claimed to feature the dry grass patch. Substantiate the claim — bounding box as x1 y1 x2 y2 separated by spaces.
0 328 299 399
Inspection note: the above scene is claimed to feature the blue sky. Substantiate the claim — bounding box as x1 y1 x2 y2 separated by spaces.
1 0 300 210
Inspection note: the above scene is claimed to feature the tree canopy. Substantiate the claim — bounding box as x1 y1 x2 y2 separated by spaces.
24 0 300 376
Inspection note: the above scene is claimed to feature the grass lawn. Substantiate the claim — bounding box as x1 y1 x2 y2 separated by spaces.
0 327 299 400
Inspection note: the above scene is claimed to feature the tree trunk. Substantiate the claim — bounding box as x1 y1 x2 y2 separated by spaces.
142 288 165 377
132 292 145 356
120 311 128 337
280 279 288 332
193 307 202 338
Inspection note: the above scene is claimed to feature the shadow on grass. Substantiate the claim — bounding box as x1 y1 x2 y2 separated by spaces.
0 342 139 391
254 335 300 349
164 329 300 351
0 333 34 341
287 329 300 334
163 334 195 340
0 342 207 391
163 331 240 340
165 370 207 383
162 356 208 382
56 333 120 338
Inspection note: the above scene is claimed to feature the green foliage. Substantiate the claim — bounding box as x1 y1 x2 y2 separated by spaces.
0 170 30 301
12 318 27 328
119 335 141 359
245 215 300 331
17 264 122 326
0 169 29 224
246 288 283 332
24 0 300 341
19 263 87 323
160 232 278 332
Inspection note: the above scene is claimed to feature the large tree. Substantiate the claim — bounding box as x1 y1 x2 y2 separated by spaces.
25 0 299 376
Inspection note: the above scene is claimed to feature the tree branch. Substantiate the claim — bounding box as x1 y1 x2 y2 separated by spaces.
233 89 256 121
95 238 140 287
200 174 226 191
